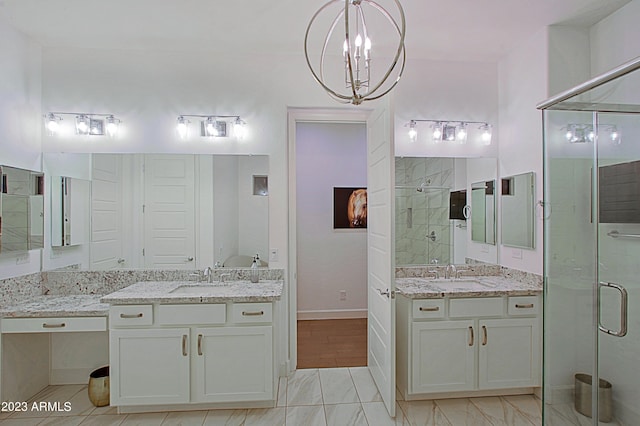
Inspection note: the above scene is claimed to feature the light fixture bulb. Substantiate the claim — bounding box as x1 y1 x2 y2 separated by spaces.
205 117 218 137
610 127 620 144
565 130 573 141
176 116 189 140
431 122 443 142
75 115 90 135
588 130 596 142
46 113 60 135
480 124 492 145
106 115 120 138
456 123 467 143
233 117 247 140
407 121 417 143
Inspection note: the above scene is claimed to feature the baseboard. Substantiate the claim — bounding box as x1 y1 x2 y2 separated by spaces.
297 309 367 320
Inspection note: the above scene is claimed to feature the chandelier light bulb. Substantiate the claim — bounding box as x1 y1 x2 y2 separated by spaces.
364 37 371 60
343 39 349 57
355 34 362 47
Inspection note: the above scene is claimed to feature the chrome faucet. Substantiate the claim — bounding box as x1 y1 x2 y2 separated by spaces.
219 273 231 283
203 266 213 283
445 264 457 279
427 269 440 279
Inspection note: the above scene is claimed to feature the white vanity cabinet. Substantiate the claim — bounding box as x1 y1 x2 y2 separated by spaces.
397 295 540 400
109 302 275 409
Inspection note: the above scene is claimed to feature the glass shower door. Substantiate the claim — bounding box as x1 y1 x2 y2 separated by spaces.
595 111 640 426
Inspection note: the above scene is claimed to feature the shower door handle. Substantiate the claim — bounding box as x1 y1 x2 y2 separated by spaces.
598 281 628 337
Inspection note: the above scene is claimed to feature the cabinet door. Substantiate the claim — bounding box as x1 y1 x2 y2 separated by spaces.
478 318 540 389
411 320 475 394
110 328 190 406
194 326 273 403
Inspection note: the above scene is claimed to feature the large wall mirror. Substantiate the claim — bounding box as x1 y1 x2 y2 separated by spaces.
471 180 496 245
51 176 91 247
395 157 497 266
501 171 535 249
42 154 268 270
0 165 45 254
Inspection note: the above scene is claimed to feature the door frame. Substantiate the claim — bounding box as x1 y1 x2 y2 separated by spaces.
287 108 372 372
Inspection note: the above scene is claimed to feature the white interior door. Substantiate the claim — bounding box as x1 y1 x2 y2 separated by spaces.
91 154 123 269
143 154 196 269
367 98 396 417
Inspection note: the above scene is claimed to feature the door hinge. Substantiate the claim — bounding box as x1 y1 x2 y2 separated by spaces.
142 248 145 256
142 204 145 213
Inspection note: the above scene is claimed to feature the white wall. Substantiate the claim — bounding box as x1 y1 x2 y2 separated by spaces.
0 17 42 280
296 122 368 319
497 29 548 275
590 0 640 75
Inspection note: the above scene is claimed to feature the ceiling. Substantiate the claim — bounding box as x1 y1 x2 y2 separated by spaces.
0 0 631 62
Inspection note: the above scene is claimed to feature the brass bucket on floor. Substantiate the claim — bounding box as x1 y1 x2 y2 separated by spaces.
574 373 612 423
88 366 110 407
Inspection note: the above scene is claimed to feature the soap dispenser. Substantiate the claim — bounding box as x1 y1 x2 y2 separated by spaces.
250 254 260 283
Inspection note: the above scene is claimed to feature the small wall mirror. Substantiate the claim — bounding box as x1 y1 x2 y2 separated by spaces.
51 176 91 247
471 180 496 245
501 171 535 249
0 165 45 254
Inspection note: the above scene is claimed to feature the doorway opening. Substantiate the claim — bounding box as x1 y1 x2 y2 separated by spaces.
288 111 370 370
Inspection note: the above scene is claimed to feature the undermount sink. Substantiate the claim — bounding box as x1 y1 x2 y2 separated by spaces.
170 284 232 295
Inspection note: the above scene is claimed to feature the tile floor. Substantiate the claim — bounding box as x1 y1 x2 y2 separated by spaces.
0 367 549 425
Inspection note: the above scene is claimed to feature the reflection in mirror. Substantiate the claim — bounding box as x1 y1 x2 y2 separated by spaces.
501 171 535 249
87 154 268 270
471 180 496 245
51 176 91 247
0 165 45 254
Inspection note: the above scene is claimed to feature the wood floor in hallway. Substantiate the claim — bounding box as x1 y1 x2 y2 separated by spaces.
297 318 367 369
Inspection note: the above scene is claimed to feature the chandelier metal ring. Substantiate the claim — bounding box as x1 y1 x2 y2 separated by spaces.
304 0 406 105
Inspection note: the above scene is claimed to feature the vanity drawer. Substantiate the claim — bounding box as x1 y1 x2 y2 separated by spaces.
1 316 107 333
508 296 540 316
230 303 272 323
449 298 503 318
110 305 153 327
412 299 445 319
158 304 226 325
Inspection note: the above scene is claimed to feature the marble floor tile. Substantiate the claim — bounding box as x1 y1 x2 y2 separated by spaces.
350 367 383 403
78 414 128 426
120 412 168 425
469 396 536 426
286 405 326 426
503 395 542 425
38 415 86 426
397 400 451 426
161 410 208 425
203 409 246 426
325 403 368 426
243 407 285 426
286 369 323 406
277 376 287 407
362 401 410 426
319 368 359 405
435 398 493 426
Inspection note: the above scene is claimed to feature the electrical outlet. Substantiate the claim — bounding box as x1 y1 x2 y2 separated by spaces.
269 248 279 262
511 248 523 259
340 290 347 301
15 254 29 265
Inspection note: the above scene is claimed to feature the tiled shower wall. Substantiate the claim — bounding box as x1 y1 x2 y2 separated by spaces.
395 157 453 265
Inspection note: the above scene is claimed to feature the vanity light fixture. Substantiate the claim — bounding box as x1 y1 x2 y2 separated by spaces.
44 112 122 138
406 119 491 145
176 114 247 140
564 123 621 145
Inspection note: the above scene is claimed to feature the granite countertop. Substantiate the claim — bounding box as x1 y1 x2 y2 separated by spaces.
0 295 108 318
100 280 284 304
395 276 542 299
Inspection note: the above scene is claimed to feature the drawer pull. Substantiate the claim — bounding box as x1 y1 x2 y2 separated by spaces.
197 334 203 356
482 325 488 346
419 306 440 312
515 303 534 309
120 313 143 319
42 322 66 328
242 311 264 316
468 326 474 346
182 335 188 356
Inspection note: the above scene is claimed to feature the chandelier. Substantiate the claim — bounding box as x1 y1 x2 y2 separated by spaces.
304 0 406 105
